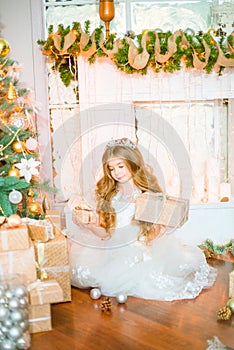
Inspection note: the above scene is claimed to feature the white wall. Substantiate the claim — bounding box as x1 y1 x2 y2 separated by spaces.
0 0 34 89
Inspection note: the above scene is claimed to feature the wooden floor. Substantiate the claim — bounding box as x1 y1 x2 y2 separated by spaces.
31 259 234 350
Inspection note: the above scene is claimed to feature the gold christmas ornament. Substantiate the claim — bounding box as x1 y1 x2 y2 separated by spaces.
0 38 11 57
7 166 20 178
8 112 29 130
6 82 17 101
7 214 21 227
28 199 43 216
12 141 23 153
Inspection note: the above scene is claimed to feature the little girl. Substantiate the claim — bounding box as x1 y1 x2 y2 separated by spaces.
66 138 216 301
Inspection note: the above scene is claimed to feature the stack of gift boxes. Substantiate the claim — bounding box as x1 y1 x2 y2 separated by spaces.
0 210 71 334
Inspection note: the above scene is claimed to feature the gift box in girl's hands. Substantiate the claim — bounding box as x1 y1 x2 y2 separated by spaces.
72 207 98 225
135 192 189 228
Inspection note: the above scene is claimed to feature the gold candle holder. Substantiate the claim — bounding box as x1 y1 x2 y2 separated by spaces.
99 0 115 39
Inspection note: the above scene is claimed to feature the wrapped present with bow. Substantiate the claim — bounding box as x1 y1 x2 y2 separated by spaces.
135 192 189 228
28 279 64 305
33 231 71 302
72 207 98 225
22 217 54 243
29 303 52 334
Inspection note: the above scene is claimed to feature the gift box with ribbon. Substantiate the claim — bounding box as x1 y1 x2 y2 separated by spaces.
33 231 71 302
0 241 37 284
28 279 64 305
0 223 30 251
72 207 98 225
22 217 54 243
29 303 52 333
135 192 189 228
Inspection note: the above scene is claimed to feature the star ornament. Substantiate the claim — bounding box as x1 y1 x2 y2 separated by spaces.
15 157 41 182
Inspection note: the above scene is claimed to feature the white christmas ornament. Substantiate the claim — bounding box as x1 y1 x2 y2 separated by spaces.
25 137 38 151
90 288 102 300
116 294 127 304
9 189 22 204
1 339 16 350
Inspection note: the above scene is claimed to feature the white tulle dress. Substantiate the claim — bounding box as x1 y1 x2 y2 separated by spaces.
66 191 217 301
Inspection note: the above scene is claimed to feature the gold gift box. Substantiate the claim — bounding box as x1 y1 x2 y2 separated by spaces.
72 207 98 225
29 304 52 333
28 279 64 305
33 231 71 302
229 270 234 298
0 241 37 284
23 218 54 243
0 224 30 251
135 192 189 228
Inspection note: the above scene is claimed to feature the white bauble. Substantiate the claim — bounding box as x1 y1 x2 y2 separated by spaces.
116 294 128 304
90 288 102 300
9 189 23 204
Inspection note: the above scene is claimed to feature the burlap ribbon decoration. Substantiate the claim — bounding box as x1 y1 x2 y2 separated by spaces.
53 30 77 54
44 27 234 72
80 30 97 57
228 41 234 55
125 33 150 70
154 30 187 64
99 33 122 58
215 40 234 67
192 38 211 70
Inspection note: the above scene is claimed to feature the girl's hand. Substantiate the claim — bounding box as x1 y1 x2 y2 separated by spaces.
72 212 111 240
68 195 91 210
145 224 166 244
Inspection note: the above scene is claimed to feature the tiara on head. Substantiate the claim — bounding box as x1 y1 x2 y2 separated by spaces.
106 138 137 150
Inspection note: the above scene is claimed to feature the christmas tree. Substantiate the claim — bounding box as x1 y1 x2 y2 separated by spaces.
0 38 54 219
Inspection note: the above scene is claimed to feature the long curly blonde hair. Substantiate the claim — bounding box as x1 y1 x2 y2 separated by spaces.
95 138 162 232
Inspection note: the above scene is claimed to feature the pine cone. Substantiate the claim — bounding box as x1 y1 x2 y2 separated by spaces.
100 297 112 313
217 306 232 320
